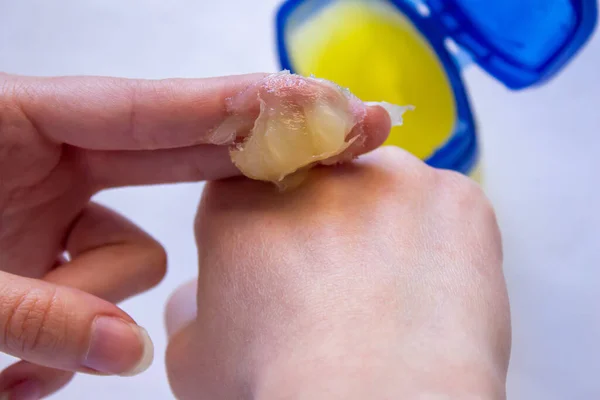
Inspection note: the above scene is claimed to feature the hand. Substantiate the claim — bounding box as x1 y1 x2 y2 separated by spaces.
0 72 390 398
165 147 511 399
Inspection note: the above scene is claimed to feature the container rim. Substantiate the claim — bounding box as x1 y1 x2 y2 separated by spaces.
275 0 479 174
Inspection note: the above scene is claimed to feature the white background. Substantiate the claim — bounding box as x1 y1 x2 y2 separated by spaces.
1 1 599 399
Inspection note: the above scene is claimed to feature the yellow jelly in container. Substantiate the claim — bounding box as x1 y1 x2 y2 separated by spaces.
289 1 455 161
275 0 597 182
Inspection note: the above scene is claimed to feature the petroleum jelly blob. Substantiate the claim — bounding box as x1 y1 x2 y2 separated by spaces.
223 71 411 189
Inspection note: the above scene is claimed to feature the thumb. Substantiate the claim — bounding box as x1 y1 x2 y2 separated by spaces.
0 272 153 376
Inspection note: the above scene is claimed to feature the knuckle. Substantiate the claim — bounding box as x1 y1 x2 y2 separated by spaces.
1 288 66 355
435 170 503 264
0 82 25 160
374 145 415 164
122 79 159 150
1 77 64 199
371 146 433 181
436 169 491 209
124 80 146 149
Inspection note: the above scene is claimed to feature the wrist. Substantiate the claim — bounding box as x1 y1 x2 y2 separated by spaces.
253 370 504 400
250 344 506 400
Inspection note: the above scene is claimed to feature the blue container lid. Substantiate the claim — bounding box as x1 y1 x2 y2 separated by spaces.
422 0 597 89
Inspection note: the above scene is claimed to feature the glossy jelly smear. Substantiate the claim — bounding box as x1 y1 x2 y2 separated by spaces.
287 0 457 160
221 71 412 190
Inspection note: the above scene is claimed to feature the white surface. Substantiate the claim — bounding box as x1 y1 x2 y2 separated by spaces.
1 1 599 399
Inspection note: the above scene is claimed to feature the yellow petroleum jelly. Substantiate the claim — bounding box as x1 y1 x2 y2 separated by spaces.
228 71 412 190
288 0 457 160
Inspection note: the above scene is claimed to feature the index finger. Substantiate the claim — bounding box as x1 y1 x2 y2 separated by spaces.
3 72 392 189
8 73 267 150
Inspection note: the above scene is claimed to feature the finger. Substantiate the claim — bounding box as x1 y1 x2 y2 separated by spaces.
44 202 167 303
211 71 362 144
85 104 391 189
0 203 165 397
210 71 391 150
165 280 198 338
10 71 390 155
0 361 73 400
10 73 267 150
0 272 153 377
85 145 239 189
8 73 392 189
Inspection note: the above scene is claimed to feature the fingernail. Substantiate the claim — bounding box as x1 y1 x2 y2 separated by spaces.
83 316 154 376
119 326 154 377
0 380 41 400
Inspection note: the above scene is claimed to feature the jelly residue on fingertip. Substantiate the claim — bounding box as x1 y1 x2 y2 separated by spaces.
227 71 412 190
366 101 415 127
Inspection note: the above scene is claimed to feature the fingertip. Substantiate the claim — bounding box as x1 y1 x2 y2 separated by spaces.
118 326 154 377
361 105 393 152
339 105 391 161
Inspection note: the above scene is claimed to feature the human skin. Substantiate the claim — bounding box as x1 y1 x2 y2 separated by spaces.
0 72 391 399
166 147 512 400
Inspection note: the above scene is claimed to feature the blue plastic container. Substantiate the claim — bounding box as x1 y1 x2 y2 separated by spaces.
275 0 598 176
